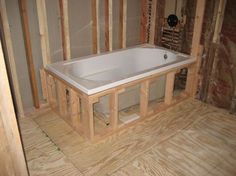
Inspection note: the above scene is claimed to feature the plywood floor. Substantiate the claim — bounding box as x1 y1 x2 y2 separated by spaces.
19 99 236 176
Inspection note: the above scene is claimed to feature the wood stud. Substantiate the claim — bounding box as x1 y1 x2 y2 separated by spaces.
105 0 113 51
140 80 150 118
189 0 206 96
212 0 227 44
0 0 24 117
92 0 100 54
119 0 127 48
19 0 40 108
59 0 71 60
0 38 28 176
149 0 157 44
164 71 175 105
36 0 51 66
140 0 147 43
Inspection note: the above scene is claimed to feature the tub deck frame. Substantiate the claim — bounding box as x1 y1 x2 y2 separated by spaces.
41 60 198 142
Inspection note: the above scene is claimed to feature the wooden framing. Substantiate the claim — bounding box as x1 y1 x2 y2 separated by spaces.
92 0 100 54
59 0 71 60
19 0 40 108
105 0 113 51
119 0 127 48
44 56 194 141
39 69 48 100
212 0 227 44
140 0 147 43
140 80 150 118
187 0 206 96
149 0 157 45
164 71 175 105
0 0 24 117
36 0 206 142
0 38 28 175
36 0 51 66
190 0 206 57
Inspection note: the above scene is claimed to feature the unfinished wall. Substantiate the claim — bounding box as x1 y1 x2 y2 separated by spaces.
6 0 34 109
4 0 143 110
201 0 236 109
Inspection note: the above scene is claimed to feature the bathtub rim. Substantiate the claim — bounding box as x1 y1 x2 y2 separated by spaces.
46 44 195 95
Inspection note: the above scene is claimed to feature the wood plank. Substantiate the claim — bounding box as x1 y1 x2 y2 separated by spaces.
105 0 113 51
140 0 147 43
18 0 40 108
149 0 157 44
36 0 51 66
30 99 236 175
70 88 81 129
190 0 206 57
140 80 150 118
40 69 48 100
91 0 100 54
119 0 127 48
164 71 175 105
0 0 24 117
19 117 82 175
56 80 67 117
192 45 204 97
46 75 55 107
59 0 71 60
0 114 16 176
81 98 94 140
189 0 206 96
212 0 227 43
0 38 28 175
109 92 118 130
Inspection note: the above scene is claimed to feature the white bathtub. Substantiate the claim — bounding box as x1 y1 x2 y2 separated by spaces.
46 45 195 95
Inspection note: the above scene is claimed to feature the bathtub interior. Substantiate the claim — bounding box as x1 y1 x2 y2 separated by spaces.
46 47 192 95
67 48 178 79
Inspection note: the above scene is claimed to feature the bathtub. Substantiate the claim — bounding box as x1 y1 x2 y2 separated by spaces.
46 45 195 95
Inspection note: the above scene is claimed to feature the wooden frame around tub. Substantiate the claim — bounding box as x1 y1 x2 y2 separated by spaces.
43 59 195 141
38 0 206 142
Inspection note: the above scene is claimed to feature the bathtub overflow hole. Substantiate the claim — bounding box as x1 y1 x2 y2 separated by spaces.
164 54 168 60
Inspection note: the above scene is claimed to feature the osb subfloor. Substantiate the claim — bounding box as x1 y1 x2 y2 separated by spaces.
19 99 236 176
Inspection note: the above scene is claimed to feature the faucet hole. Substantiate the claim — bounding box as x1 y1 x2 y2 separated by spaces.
164 54 168 60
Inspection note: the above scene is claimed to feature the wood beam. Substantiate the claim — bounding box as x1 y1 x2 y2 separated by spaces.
18 0 40 108
190 0 206 57
40 69 48 100
192 45 204 96
212 0 227 43
165 71 175 105
70 88 81 129
140 0 147 43
59 0 71 60
149 0 157 44
92 0 100 54
0 0 24 117
140 80 150 118
57 80 67 117
105 0 112 51
189 0 206 96
109 92 118 130
119 0 127 48
0 39 28 176
36 0 51 66
82 98 94 140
